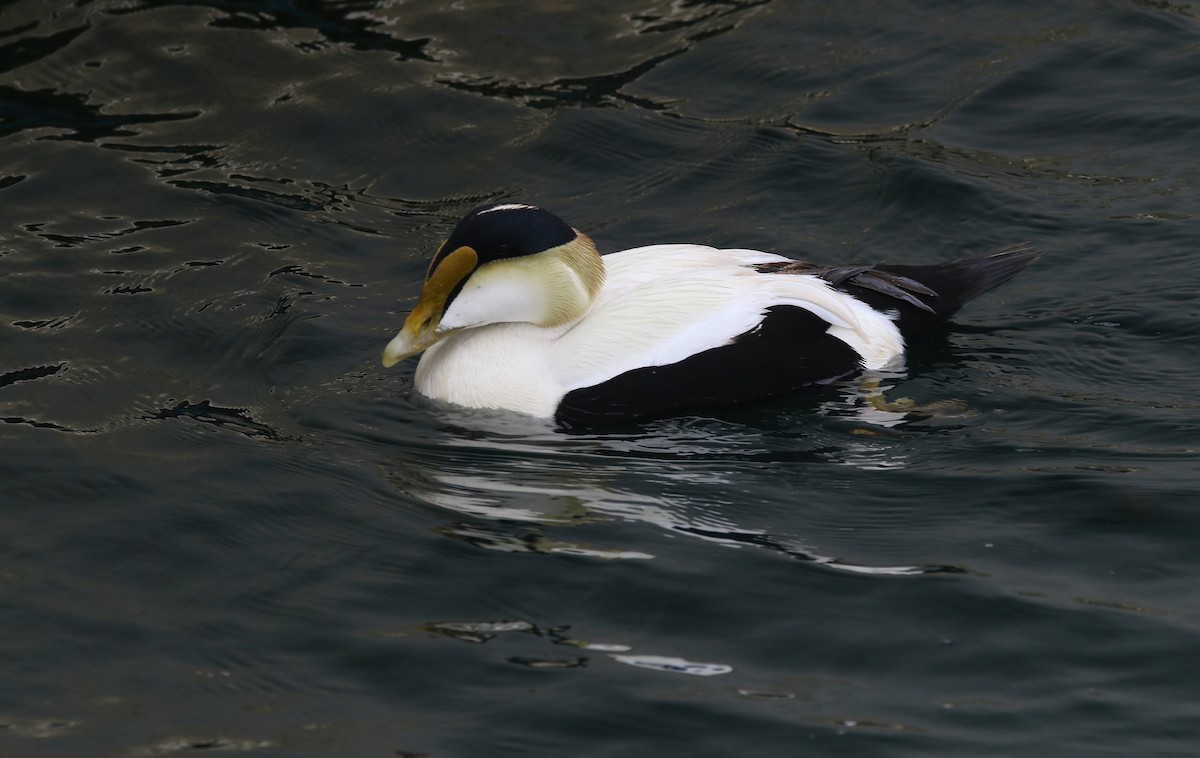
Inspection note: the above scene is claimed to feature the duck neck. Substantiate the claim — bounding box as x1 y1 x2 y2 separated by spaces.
533 231 606 327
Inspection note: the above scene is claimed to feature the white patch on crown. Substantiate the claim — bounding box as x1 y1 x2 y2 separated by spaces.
478 203 539 214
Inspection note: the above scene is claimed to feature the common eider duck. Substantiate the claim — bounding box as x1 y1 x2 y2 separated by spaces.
382 203 1038 427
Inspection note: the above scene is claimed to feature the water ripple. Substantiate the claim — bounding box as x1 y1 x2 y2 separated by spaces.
108 0 436 62
0 83 199 142
438 48 684 112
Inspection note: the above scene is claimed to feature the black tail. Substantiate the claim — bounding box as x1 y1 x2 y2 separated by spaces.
840 244 1040 343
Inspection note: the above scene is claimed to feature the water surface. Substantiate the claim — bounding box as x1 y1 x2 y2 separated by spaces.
2 1 1199 756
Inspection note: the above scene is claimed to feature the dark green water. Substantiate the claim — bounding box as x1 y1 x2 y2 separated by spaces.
3 1 1199 755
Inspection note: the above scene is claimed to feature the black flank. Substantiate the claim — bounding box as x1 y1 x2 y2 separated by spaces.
556 306 861 428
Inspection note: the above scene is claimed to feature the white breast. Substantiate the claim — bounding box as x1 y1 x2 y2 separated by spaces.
414 322 570 417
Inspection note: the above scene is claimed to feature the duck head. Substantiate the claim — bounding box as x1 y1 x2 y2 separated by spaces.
381 204 605 367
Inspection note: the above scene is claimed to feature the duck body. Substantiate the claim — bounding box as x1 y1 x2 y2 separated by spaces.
382 204 1038 427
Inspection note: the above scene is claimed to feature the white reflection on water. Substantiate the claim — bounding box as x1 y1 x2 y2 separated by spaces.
609 655 733 676
390 404 950 575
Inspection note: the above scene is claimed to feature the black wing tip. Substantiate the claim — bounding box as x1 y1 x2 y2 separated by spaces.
828 242 1040 340
954 242 1041 302
978 241 1041 266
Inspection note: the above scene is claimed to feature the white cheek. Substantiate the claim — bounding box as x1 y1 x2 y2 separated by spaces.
440 267 546 330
